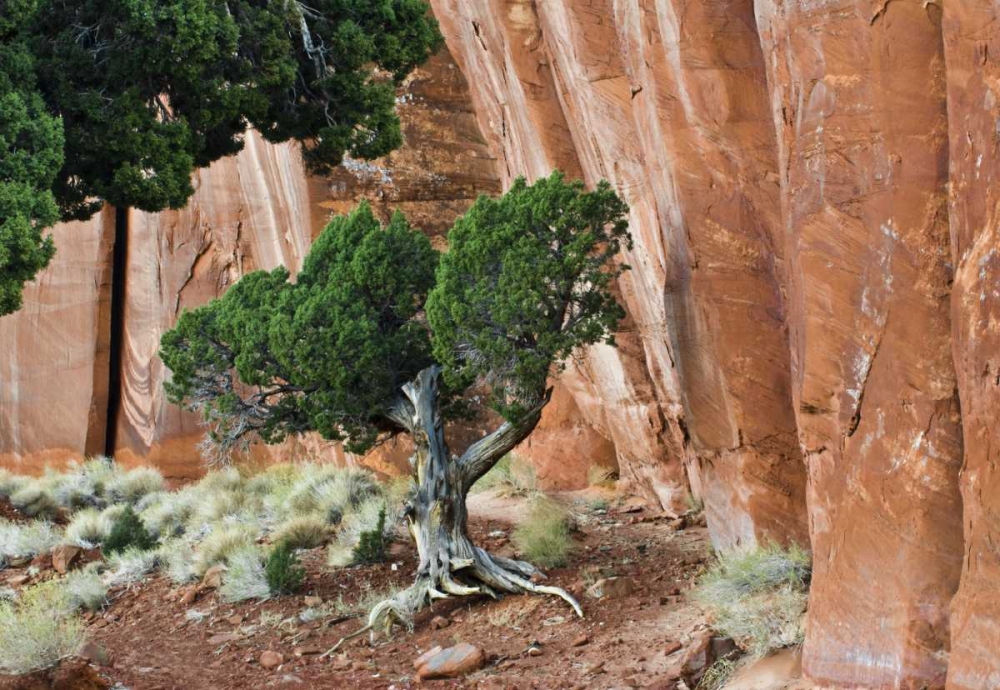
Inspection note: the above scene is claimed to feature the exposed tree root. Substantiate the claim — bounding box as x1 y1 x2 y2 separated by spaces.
322 547 582 657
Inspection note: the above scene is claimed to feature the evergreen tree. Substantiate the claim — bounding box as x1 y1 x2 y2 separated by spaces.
0 0 441 315
161 172 631 638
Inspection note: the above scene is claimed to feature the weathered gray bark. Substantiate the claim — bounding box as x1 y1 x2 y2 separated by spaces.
327 366 580 651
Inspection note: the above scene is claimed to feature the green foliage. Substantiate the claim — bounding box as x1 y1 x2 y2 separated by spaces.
352 507 388 564
161 203 439 457
162 175 630 462
266 541 305 596
512 496 575 569
103 505 157 555
427 171 632 419
0 0 441 314
694 543 811 658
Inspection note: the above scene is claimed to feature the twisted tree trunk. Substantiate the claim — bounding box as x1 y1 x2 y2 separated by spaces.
327 366 580 650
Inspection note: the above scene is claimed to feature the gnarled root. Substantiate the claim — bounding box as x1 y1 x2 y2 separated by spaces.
322 548 582 656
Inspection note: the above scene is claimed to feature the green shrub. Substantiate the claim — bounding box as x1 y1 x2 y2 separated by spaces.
512 496 574 569
352 507 388 564
265 541 305 596
0 581 85 674
103 505 158 555
694 543 811 658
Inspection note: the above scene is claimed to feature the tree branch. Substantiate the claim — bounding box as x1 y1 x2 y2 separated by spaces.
457 387 553 494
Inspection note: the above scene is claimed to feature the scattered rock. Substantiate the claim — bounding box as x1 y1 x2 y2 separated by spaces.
585 660 606 676
259 651 284 670
614 496 647 514
293 646 322 657
664 640 682 656
51 545 82 575
413 643 485 681
669 587 682 596
679 632 740 688
207 633 241 646
178 587 198 606
526 644 543 657
331 654 351 670
571 634 590 647
6 574 30 587
586 577 636 600
77 640 112 667
201 565 226 589
303 595 323 608
30 553 52 572
227 614 243 626
430 615 450 630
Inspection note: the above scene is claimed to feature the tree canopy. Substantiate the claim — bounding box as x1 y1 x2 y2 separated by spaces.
0 0 441 315
160 172 632 462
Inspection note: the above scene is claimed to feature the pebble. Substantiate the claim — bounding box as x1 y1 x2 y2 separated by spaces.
260 651 284 670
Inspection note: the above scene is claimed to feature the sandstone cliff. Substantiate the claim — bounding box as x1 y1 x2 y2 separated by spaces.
3 0 1000 686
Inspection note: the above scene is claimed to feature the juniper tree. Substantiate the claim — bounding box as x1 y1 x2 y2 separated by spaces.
160 172 631 637
0 0 441 315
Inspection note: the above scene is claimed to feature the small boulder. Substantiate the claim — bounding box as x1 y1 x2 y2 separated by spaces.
201 565 226 589
430 615 450 630
303 595 323 608
51 545 82 575
78 640 113 667
260 651 284 670
30 553 53 572
413 643 485 680
679 632 739 688
571 634 590 647
586 576 636 600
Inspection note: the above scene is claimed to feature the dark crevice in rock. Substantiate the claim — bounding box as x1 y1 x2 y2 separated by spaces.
104 206 129 458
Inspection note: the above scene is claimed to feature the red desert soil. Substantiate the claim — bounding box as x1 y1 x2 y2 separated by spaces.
4 493 720 689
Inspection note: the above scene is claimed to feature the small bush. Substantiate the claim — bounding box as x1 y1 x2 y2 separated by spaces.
352 507 388 564
265 542 305 596
9 483 58 519
106 466 165 504
274 516 330 550
472 455 538 497
0 581 85 674
103 505 158 555
158 539 198 584
192 524 256 576
694 543 811 658
0 470 28 499
513 496 574 569
63 568 108 612
220 547 270 603
0 519 62 562
105 547 159 586
65 508 110 547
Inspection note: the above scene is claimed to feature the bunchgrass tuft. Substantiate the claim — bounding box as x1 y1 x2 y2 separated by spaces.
0 519 62 562
106 466 165 504
64 508 109 547
512 496 574 569
9 483 59 519
220 547 271 603
0 581 85 674
105 546 159 586
63 567 108 611
192 524 257 576
472 455 538 497
273 516 330 550
694 543 811 658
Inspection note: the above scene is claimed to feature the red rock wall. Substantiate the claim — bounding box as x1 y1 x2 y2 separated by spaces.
942 3 1000 687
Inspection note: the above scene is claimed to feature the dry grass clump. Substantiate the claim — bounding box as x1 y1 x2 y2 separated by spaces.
64 508 111 547
694 543 811 658
0 581 85 674
220 546 270 603
512 496 575 569
0 519 62 563
9 483 59 519
586 463 618 488
0 469 29 499
192 524 257 576
63 567 109 612
472 455 538 497
273 516 331 550
104 547 159 587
